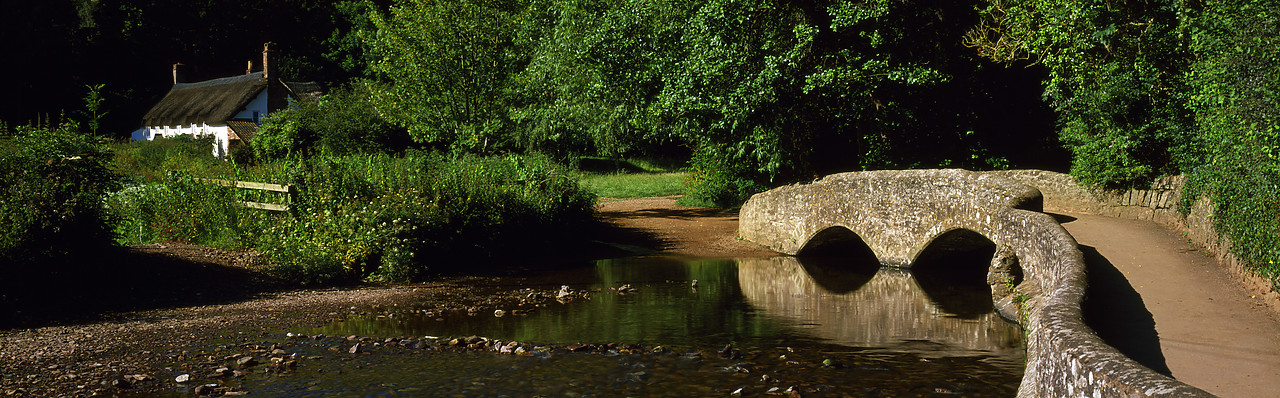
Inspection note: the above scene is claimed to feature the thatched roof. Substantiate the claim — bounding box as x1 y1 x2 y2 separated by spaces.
282 81 325 103
143 72 267 127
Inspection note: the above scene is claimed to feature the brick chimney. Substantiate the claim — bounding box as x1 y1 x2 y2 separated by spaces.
172 62 184 85
262 42 276 82
262 42 288 113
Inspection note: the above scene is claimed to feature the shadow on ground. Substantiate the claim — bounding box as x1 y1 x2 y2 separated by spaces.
1 246 289 330
1077 244 1173 376
598 206 738 222
590 205 738 253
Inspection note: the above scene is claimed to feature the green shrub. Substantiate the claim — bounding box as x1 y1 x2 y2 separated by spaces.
1181 147 1280 290
109 135 226 183
108 152 596 284
1177 0 1280 289
677 146 767 208
258 153 595 283
1 125 121 264
253 84 410 161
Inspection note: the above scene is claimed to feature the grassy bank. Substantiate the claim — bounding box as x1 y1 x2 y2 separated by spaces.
106 147 595 284
575 157 688 199
84 136 601 286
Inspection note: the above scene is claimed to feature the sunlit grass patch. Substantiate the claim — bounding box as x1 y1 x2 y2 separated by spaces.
580 172 687 199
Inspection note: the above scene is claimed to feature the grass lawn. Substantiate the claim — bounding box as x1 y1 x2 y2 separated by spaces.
579 172 687 199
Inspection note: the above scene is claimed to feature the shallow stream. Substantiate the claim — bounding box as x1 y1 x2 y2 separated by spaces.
158 256 1025 397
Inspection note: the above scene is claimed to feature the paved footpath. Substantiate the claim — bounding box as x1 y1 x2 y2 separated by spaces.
1057 211 1280 398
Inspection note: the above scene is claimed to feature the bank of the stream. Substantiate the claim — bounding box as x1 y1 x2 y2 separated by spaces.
15 195 1276 397
0 196 769 397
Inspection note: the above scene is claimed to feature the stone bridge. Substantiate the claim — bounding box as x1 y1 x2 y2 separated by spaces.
738 169 1213 398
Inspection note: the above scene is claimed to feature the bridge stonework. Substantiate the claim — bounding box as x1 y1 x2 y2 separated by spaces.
739 169 1213 398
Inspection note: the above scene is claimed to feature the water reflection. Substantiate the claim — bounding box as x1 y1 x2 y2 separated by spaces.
738 257 1023 356
273 256 1025 397
316 256 1021 358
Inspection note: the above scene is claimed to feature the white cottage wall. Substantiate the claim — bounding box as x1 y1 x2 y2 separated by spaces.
137 90 268 158
232 89 270 123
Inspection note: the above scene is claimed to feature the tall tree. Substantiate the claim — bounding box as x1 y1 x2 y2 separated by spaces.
366 0 525 152
967 0 1193 187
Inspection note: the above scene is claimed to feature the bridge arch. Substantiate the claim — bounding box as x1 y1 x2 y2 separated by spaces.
796 225 877 259
911 228 998 271
794 226 880 293
911 228 999 318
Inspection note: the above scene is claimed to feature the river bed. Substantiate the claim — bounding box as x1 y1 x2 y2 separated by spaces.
149 255 1024 397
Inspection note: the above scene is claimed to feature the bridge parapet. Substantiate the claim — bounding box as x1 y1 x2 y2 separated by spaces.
739 169 1041 264
738 169 1213 398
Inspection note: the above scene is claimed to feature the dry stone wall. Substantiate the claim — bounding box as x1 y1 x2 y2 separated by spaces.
739 169 1213 397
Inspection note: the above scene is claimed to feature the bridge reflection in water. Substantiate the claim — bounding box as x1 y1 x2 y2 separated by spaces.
737 256 1024 357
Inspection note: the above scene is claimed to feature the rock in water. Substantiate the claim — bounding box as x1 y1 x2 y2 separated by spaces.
174 374 191 383
349 344 362 354
718 344 741 359
194 383 219 395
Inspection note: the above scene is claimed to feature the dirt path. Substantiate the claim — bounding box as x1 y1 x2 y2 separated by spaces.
1057 211 1280 398
595 196 776 258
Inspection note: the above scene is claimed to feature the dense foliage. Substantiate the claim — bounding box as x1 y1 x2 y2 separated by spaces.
967 0 1280 284
5 0 1276 288
967 0 1195 187
109 135 228 182
108 151 595 284
1 126 122 264
253 85 410 161
364 0 1060 206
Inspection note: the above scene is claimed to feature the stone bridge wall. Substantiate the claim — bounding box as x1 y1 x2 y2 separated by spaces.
739 169 1212 397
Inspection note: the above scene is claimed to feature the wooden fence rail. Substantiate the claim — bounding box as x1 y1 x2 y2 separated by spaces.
192 178 296 212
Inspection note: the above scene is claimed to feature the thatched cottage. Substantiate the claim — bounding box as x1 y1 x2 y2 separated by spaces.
134 43 321 157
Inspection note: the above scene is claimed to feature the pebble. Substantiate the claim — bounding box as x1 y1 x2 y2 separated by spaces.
174 374 191 383
124 374 154 383
193 383 219 395
349 344 362 354
102 378 130 389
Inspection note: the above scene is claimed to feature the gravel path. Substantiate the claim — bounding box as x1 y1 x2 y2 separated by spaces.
1060 211 1280 398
